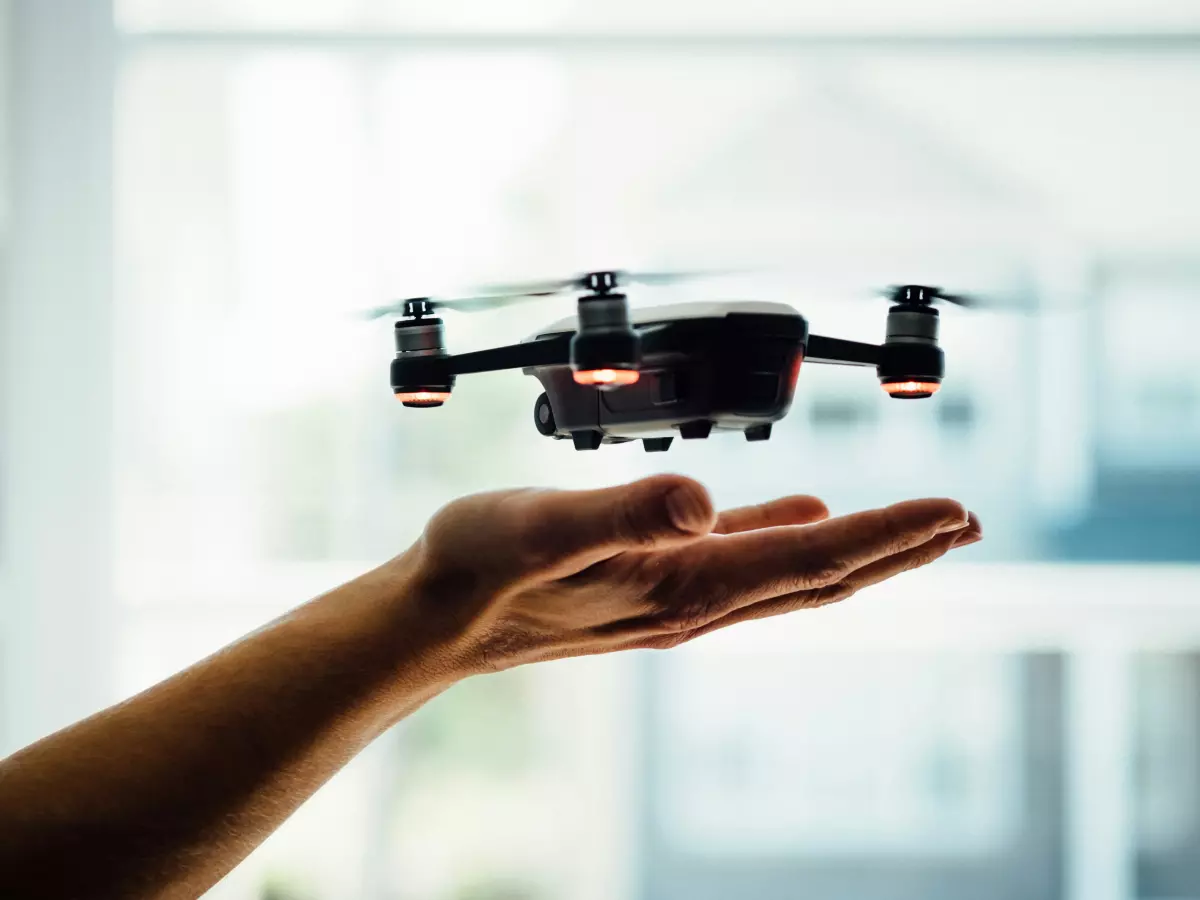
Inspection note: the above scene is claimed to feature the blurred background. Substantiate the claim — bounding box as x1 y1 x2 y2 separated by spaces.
3 1 1200 898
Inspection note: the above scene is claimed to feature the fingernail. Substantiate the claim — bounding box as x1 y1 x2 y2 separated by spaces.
963 511 982 538
936 512 970 534
666 486 712 534
952 530 983 549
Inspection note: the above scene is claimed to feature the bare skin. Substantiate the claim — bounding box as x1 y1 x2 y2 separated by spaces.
0 475 980 899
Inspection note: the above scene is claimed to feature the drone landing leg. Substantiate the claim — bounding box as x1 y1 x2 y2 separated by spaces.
571 430 603 451
643 437 673 453
744 424 772 442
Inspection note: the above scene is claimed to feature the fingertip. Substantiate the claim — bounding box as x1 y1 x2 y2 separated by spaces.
782 494 831 524
885 497 969 533
932 499 970 533
806 497 832 522
951 511 983 548
664 480 716 535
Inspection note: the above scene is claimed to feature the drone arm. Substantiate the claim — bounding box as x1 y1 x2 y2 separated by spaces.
805 335 881 368
447 334 572 375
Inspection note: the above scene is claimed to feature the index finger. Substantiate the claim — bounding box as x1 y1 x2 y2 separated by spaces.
713 495 829 535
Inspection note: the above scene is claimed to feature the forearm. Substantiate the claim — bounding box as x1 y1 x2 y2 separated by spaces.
0 550 461 900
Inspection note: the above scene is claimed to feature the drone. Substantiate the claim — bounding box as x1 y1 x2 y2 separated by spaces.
368 270 980 452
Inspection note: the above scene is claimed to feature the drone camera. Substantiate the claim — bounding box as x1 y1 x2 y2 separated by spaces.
570 291 642 391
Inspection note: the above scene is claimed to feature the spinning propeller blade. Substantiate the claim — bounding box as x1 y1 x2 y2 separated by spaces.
364 268 750 320
361 294 544 320
878 284 1002 310
468 268 740 301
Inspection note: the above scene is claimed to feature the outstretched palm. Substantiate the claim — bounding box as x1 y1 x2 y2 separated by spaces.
411 475 980 673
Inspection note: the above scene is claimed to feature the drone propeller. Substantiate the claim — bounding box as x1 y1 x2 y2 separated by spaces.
361 294 544 321
364 269 739 321
367 275 1015 322
874 283 1037 311
878 284 988 308
469 268 740 301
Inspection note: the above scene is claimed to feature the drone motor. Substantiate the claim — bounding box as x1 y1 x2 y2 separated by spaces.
877 284 948 400
392 300 454 407
570 276 642 388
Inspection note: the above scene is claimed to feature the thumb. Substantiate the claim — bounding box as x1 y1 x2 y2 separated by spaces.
519 475 716 571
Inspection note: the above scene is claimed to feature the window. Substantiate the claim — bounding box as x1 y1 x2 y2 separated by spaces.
5 4 1200 899
107 17 1200 900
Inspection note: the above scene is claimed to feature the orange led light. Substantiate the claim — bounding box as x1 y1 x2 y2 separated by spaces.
396 390 451 405
573 368 640 386
882 381 941 396
790 353 804 389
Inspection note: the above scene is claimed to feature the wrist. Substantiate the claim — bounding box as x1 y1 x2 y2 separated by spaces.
309 548 474 732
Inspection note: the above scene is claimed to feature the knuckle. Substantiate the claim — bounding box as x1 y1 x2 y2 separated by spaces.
802 555 851 588
908 550 936 572
810 581 856 608
641 631 693 652
624 554 671 594
912 542 950 571
647 567 727 632
643 563 687 607
660 602 713 633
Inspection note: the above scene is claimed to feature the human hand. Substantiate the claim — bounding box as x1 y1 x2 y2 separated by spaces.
0 474 975 900
399 475 980 675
